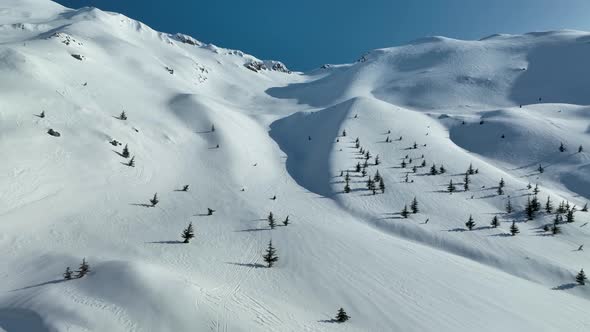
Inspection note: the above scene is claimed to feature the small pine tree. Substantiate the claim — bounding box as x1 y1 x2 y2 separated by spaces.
559 142 566 152
361 169 367 177
510 222 519 236
268 212 276 229
366 178 375 192
526 197 535 220
533 184 540 195
497 186 504 196
207 208 215 215
463 173 470 191
467 163 475 175
119 111 127 120
566 208 575 223
491 216 500 228
181 222 195 243
342 129 346 137
404 173 409 183
63 267 73 280
127 156 135 167
344 180 351 193
421 160 426 167
531 195 540 212
448 179 455 193
579 145 584 153
401 205 409 218
122 144 130 158
582 203 588 212
439 165 446 174
335 308 350 323
379 178 385 193
410 197 419 214
211 124 215 132
576 269 587 285
430 164 438 175
401 160 406 168
150 193 159 206
499 178 505 189
76 258 90 278
506 199 513 213
538 164 544 173
373 170 381 183
182 184 189 192
465 215 476 231
355 162 361 172
283 216 289 226
551 222 561 235
527 183 532 190
545 196 553 213
374 155 380 165
263 240 278 268
40 111 45 118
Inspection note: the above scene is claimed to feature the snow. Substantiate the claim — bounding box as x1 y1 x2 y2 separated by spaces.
1 1 590 331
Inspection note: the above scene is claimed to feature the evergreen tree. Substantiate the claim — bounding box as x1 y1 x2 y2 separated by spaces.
579 145 584 153
421 160 426 167
181 222 195 243
355 162 361 173
404 173 409 183
119 111 127 120
448 179 455 193
379 178 385 193
499 178 505 189
497 186 504 195
263 240 278 268
410 197 419 214
533 184 540 195
553 213 561 225
335 308 350 323
401 160 406 168
582 203 588 212
363 160 369 168
430 164 438 175
268 212 276 229
576 269 587 285
283 216 289 226
211 124 215 132
373 170 381 183
207 208 215 215
122 144 130 158
559 142 566 152
361 169 367 177
545 196 553 213
385 136 390 143
76 258 90 278
401 205 409 218
366 178 375 192
439 165 446 174
344 180 351 193
506 199 513 213
491 215 500 228
345 172 350 182
566 208 575 223
63 267 73 280
531 195 540 212
463 173 470 191
527 183 532 190
365 151 371 160
40 111 45 118
510 222 520 236
413 142 418 149
127 156 135 167
465 215 476 231
342 129 346 137
467 163 475 175
150 193 159 206
526 197 535 220
374 155 380 165
182 185 189 192
538 164 544 173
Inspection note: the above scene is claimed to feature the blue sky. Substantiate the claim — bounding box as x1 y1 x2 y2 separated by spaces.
54 0 590 71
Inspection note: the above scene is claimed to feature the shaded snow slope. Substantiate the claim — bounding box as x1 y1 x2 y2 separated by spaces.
1 1 590 331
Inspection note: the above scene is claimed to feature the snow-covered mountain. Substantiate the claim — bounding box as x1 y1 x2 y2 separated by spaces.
1 1 590 331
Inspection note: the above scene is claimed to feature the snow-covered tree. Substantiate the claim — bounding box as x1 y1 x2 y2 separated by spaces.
76 258 90 278
448 179 455 193
401 205 409 218
63 267 73 280
268 212 276 229
491 216 500 228
410 197 419 214
122 144 130 158
576 269 587 285
510 222 519 236
150 193 159 207
545 196 553 213
465 215 476 231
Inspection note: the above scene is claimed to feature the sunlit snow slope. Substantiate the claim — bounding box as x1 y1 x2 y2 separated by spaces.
1 1 590 331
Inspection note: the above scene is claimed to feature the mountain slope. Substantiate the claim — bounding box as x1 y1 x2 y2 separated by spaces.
1 1 590 331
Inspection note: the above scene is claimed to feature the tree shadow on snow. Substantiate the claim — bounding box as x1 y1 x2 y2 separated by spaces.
226 262 266 269
552 283 578 291
112 150 126 158
489 233 512 237
318 319 339 324
146 240 184 244
10 279 67 292
235 228 268 232
446 228 467 232
130 203 153 208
